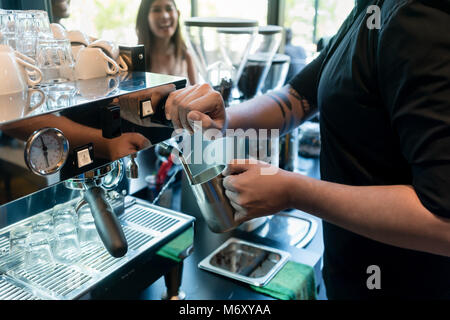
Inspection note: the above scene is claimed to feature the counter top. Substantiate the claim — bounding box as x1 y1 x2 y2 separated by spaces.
137 156 325 300
138 208 323 300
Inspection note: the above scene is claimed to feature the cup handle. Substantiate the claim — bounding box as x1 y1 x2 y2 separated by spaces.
25 89 46 115
117 55 128 72
16 57 43 86
15 52 40 79
15 51 36 65
102 53 119 75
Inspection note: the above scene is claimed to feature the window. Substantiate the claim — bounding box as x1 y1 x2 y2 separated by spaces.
60 0 353 56
61 0 191 45
196 0 268 27
284 0 355 56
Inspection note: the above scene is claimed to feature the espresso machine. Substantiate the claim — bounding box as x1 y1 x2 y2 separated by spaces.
0 71 196 300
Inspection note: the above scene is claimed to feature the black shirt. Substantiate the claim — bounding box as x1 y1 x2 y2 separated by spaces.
290 0 450 299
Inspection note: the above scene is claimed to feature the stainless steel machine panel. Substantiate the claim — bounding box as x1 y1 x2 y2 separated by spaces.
0 72 185 207
0 71 195 300
0 196 194 300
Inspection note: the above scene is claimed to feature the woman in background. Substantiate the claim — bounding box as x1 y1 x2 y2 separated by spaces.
136 0 197 84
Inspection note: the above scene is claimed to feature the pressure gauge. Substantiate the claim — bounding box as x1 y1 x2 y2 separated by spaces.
25 128 69 176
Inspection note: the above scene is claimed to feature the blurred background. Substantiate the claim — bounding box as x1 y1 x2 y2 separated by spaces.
61 0 355 58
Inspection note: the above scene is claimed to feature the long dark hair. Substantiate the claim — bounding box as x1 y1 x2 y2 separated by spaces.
136 0 187 71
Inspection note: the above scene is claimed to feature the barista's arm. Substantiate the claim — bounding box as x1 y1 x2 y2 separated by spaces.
226 85 315 135
2 114 149 160
287 174 450 257
222 161 450 258
166 36 327 135
223 2 450 258
165 83 316 136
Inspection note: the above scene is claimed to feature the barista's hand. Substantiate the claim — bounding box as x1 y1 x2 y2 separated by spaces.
222 160 293 224
165 84 227 135
102 132 151 160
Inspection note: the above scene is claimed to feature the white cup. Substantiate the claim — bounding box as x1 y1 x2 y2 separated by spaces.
0 88 45 123
75 47 119 80
0 44 42 94
71 44 85 61
50 23 68 40
88 39 128 72
67 30 90 46
89 39 119 59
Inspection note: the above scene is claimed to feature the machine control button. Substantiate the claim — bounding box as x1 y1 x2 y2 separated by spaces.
140 99 154 118
74 144 94 169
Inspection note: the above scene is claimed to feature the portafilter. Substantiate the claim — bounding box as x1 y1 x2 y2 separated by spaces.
65 161 128 257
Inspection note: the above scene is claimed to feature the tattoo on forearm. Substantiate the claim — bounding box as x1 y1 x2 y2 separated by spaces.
266 88 313 134
272 92 292 111
266 94 287 133
267 94 286 119
268 92 295 132
288 87 311 116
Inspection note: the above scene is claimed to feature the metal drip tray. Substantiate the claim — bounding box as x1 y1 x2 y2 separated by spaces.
198 238 290 287
0 276 42 300
120 205 180 233
11 264 92 298
0 196 194 300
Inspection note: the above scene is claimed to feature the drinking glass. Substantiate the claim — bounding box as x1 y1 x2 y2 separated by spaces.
36 39 75 84
9 224 31 253
52 204 81 264
31 212 54 239
24 231 55 270
0 10 18 49
31 213 53 234
15 11 38 60
77 203 101 245
42 83 77 110
27 10 52 39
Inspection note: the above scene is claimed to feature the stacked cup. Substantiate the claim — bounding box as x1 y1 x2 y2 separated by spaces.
0 10 76 85
0 44 45 123
0 10 54 123
65 30 128 79
0 10 53 60
76 202 101 245
26 213 55 269
52 204 81 265
35 38 76 84
0 10 19 49
7 202 102 271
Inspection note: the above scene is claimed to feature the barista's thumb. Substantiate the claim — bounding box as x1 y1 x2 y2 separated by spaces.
187 110 217 131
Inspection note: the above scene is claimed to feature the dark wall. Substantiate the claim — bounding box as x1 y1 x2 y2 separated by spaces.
0 0 52 21
1 0 51 12
1 0 24 9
